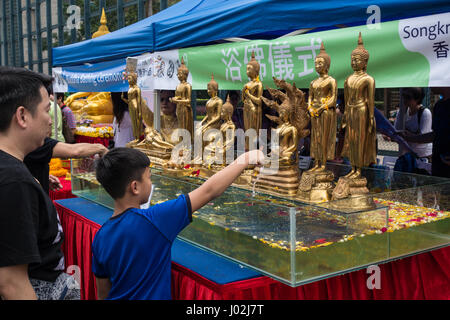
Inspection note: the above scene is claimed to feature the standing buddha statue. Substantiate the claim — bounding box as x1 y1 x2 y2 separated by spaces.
121 72 145 146
297 42 337 203
242 51 263 149
170 58 193 142
331 32 376 210
199 74 223 154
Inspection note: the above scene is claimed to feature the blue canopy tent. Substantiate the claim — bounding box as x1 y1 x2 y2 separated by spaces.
53 0 450 67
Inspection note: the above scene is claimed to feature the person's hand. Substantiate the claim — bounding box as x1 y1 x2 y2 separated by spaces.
96 144 108 157
239 148 265 166
49 174 63 191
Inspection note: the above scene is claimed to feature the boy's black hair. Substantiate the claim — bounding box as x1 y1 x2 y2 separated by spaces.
95 147 150 199
0 66 53 132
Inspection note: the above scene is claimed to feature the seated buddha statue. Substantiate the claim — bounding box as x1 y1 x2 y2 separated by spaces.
193 75 223 165
254 79 309 196
203 95 236 167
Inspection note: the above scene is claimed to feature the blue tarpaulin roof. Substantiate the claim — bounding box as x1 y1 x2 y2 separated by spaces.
53 0 450 67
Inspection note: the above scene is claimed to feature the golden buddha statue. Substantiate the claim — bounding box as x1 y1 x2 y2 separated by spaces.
242 51 263 149
331 33 376 210
170 58 193 142
199 74 223 152
135 90 177 166
297 42 337 203
121 72 145 145
253 78 309 196
308 42 337 172
203 95 236 167
65 92 91 114
65 92 114 124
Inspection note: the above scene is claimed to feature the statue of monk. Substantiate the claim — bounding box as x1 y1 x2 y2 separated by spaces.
200 74 222 149
342 32 377 179
307 42 338 172
170 58 193 141
139 127 175 152
203 95 236 166
121 72 145 144
242 51 263 147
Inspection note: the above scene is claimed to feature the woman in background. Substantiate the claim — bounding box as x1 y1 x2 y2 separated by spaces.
111 92 134 148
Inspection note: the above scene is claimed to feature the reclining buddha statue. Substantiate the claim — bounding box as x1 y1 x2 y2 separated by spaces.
65 92 114 124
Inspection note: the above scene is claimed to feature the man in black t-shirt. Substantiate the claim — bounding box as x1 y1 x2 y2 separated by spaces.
0 67 79 300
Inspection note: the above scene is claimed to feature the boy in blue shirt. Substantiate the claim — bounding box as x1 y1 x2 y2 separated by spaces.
92 147 264 300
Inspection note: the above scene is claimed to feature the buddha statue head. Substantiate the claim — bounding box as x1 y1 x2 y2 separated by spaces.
221 95 234 120
351 32 369 72
315 42 331 75
246 51 260 79
127 72 138 86
278 102 291 123
207 74 219 97
177 57 189 81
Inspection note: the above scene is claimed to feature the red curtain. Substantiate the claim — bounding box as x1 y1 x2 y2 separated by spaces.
57 203 100 300
49 177 75 201
55 202 450 300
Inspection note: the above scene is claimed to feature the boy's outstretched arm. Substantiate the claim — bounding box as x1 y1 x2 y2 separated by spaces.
188 149 265 212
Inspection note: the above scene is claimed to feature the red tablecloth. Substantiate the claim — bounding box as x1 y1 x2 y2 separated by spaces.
49 177 76 201
54 201 450 300
75 135 111 147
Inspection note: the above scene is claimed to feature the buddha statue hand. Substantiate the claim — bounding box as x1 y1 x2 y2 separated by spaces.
121 92 128 103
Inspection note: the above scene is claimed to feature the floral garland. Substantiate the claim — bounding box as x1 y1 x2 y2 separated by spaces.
49 158 68 177
75 126 114 138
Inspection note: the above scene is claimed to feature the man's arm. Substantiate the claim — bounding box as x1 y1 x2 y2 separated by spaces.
0 264 37 300
52 142 108 159
402 131 435 144
188 149 264 212
95 277 111 300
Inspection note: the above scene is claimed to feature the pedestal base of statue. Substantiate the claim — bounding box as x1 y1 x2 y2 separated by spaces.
199 165 220 180
296 169 335 204
132 145 172 168
330 176 376 212
252 164 300 197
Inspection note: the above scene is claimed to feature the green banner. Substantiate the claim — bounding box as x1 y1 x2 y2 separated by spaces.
178 15 438 90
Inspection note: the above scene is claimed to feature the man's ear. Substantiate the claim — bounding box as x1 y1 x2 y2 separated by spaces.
15 106 28 129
